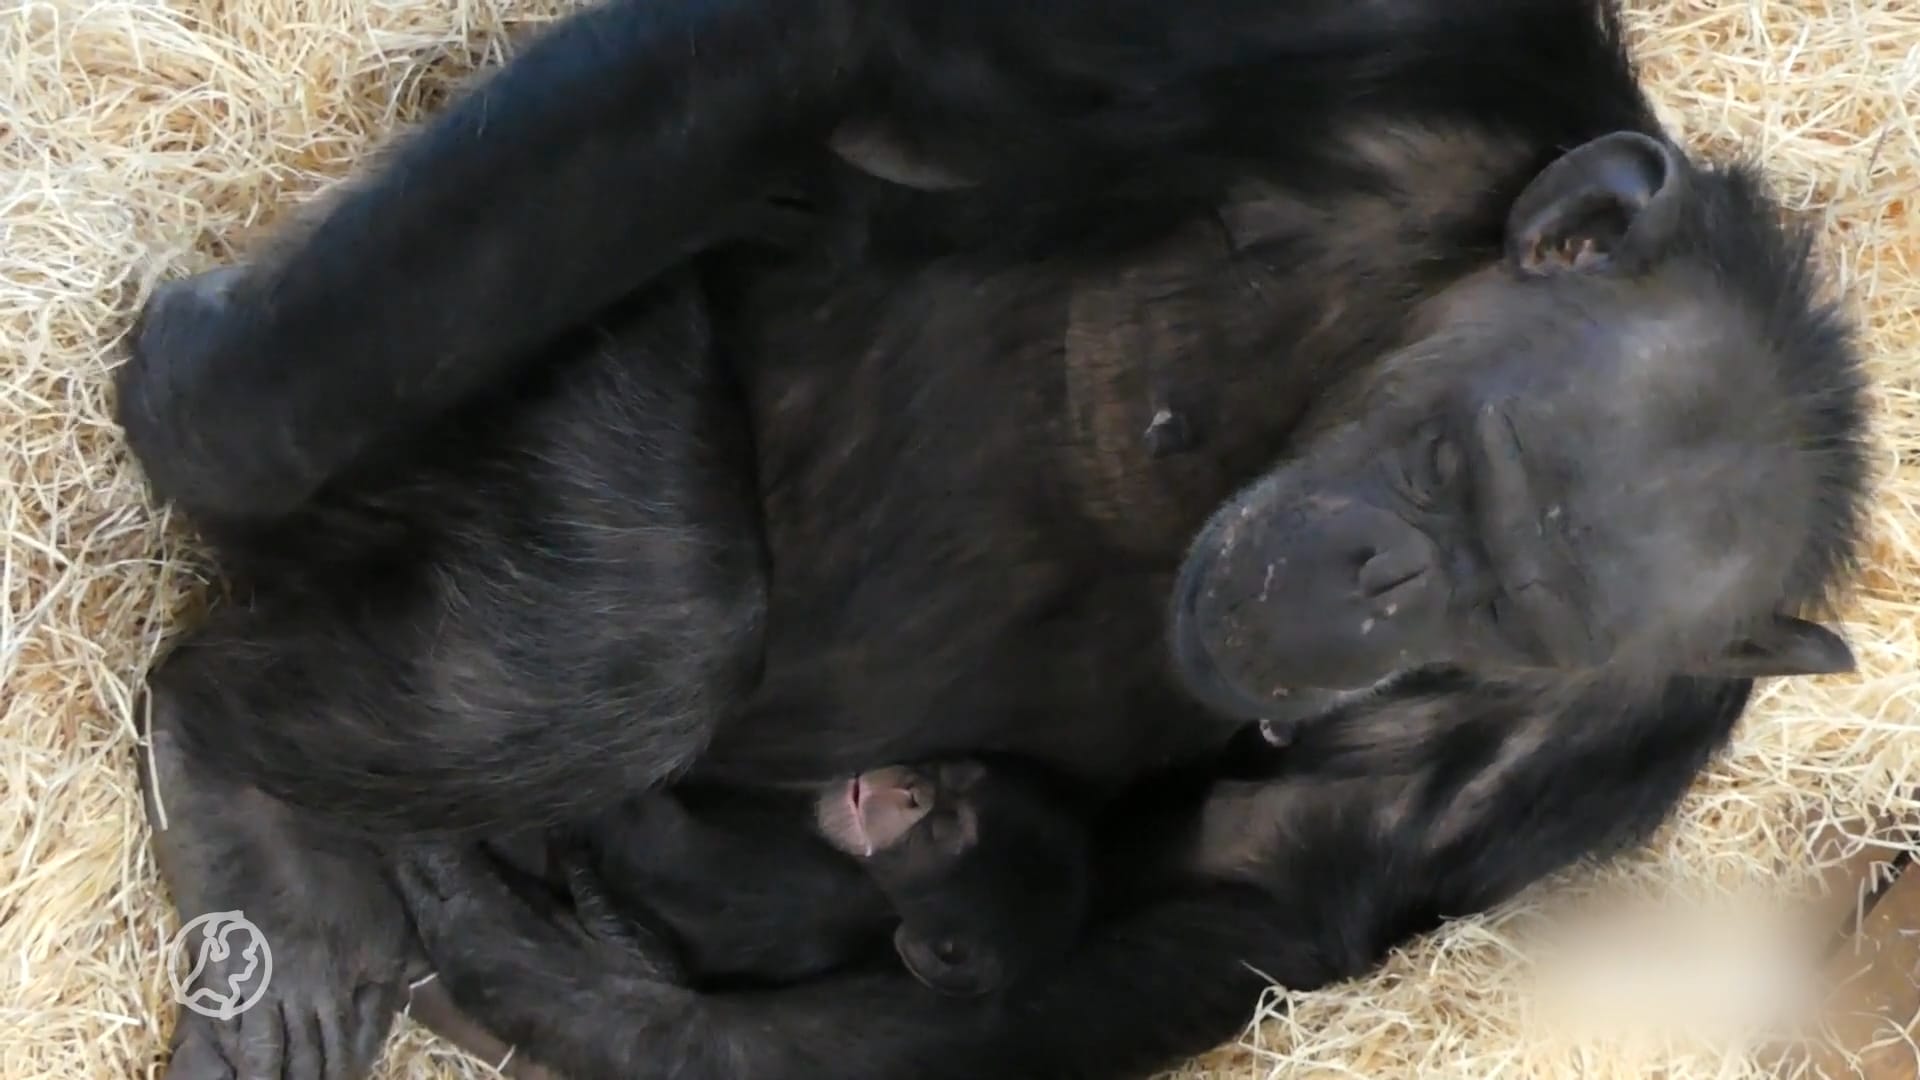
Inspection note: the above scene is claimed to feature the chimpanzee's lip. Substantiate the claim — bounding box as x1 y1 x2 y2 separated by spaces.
1170 553 1380 729
845 779 874 857
1170 549 1302 723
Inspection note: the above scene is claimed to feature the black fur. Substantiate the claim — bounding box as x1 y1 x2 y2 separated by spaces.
556 785 898 990
556 758 1093 996
394 673 1757 1080
124 0 1866 832
119 1 1872 1078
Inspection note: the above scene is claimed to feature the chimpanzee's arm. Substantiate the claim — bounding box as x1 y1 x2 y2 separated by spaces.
117 0 1600 525
396 671 1757 1079
396 843 1353 1080
117 0 863 523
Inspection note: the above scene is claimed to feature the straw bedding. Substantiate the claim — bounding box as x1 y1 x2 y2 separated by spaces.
2 1 1915 1076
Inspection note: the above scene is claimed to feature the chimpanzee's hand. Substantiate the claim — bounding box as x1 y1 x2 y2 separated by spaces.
393 842 687 1016
544 828 690 966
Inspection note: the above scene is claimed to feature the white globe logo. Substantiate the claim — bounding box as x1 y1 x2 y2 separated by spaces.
167 910 274 1019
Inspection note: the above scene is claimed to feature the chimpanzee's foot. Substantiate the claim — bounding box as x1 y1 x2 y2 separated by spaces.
141 687 414 1080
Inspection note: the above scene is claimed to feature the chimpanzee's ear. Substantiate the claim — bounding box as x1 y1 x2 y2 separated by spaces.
1505 130 1689 277
1688 614 1857 679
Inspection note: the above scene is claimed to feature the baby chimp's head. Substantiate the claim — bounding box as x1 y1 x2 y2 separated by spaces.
814 758 1092 996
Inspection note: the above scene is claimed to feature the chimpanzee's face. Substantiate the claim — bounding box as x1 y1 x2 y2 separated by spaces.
1169 131 1859 725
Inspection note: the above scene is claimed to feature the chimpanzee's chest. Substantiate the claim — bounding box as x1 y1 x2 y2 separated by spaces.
730 224 1303 568
697 240 1299 783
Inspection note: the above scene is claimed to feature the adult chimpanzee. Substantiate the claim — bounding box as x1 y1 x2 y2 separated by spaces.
119 0 1870 1077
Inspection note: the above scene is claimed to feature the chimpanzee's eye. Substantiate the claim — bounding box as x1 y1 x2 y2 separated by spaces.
1396 429 1459 507
1485 595 1508 630
924 811 966 851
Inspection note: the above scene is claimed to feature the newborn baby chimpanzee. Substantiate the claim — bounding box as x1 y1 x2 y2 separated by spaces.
550 756 1093 997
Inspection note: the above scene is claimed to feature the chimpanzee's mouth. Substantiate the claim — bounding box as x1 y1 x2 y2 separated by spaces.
1169 549 1386 731
1170 552 1295 723
844 778 876 857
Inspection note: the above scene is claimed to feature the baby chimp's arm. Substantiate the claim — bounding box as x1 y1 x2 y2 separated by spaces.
398 843 1319 1080
567 790 893 987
